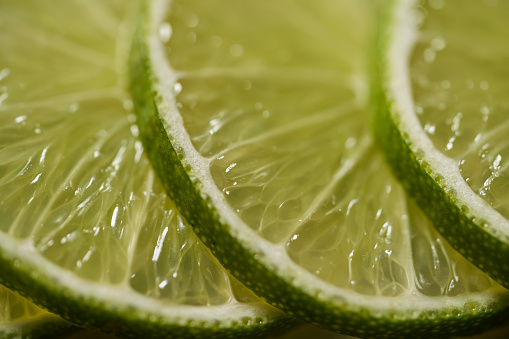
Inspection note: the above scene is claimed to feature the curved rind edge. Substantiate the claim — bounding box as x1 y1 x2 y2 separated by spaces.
0 246 289 339
371 0 509 290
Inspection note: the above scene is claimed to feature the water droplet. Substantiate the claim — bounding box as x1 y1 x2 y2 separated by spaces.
424 48 436 63
424 123 436 135
345 137 357 149
230 44 244 57
430 37 446 51
30 173 42 184
173 82 183 95
0 68 10 81
445 136 456 151
130 124 139 137
451 112 462 133
15 115 27 123
123 100 134 111
491 154 502 171
186 13 199 28
159 22 172 42
159 280 169 289
69 103 79 113
127 114 137 124
441 80 451 89
225 162 237 173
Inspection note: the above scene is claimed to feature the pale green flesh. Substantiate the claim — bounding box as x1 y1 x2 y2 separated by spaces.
0 285 47 324
410 0 509 218
0 284 73 337
162 0 502 298
0 0 286 335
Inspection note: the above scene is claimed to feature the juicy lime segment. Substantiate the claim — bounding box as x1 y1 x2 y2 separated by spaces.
0 285 74 338
0 1 290 338
131 0 509 337
373 0 509 287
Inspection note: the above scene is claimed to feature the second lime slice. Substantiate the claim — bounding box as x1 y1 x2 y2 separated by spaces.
372 0 509 288
130 0 509 337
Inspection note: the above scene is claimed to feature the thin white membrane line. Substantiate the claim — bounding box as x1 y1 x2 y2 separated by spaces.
176 66 350 86
278 135 372 245
113 2 140 90
6 154 48 236
0 88 123 113
8 24 112 68
263 0 361 64
30 137 133 249
75 0 120 40
388 0 509 234
399 194 418 296
122 166 156 287
454 117 509 161
29 122 126 235
474 118 509 146
206 99 359 161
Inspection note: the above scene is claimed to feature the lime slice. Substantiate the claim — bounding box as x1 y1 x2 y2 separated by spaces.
0 0 290 337
372 0 509 287
0 284 75 338
130 0 509 337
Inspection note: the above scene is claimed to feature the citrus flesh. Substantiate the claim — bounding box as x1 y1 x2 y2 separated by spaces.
0 1 290 338
0 284 75 338
372 0 509 287
130 0 509 337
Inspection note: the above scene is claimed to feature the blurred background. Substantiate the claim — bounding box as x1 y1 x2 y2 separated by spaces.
62 322 509 339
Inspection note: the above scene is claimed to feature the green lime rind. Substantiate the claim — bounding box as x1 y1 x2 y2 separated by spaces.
371 0 509 289
0 247 292 339
129 2 509 337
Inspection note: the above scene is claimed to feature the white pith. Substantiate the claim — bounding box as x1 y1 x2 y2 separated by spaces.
386 0 509 240
147 0 509 319
0 233 280 324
